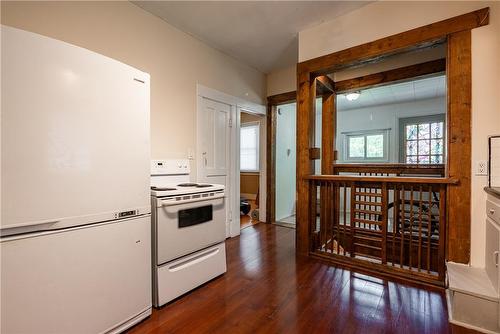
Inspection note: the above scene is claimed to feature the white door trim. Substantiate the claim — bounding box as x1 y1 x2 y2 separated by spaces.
196 84 265 238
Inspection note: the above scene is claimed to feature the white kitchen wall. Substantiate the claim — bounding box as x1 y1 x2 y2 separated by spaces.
276 102 297 221
0 1 266 165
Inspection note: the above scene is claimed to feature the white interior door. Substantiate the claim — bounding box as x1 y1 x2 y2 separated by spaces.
198 97 232 236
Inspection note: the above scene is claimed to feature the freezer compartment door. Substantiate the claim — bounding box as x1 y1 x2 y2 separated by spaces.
1 216 152 334
155 242 226 307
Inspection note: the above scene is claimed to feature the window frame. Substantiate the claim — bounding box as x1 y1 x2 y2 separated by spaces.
399 114 446 164
240 121 260 172
342 128 390 163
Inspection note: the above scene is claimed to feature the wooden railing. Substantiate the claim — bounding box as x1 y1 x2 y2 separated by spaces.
306 174 457 286
333 163 445 177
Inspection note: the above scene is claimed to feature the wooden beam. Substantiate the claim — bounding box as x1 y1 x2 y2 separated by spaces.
335 59 446 93
266 91 298 224
446 30 472 264
298 7 489 75
266 104 276 224
309 148 321 160
296 71 316 255
267 91 296 105
316 75 335 96
321 93 336 174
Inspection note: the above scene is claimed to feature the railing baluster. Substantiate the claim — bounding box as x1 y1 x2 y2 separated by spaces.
409 185 414 271
381 183 388 264
310 180 317 251
438 185 446 281
418 185 423 272
392 184 398 266
427 186 432 273
400 185 405 268
342 182 347 256
350 182 356 257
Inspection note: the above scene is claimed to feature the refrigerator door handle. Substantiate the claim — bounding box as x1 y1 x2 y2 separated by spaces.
2 219 60 230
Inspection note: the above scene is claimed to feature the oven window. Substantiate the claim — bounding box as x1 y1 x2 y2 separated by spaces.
178 205 213 228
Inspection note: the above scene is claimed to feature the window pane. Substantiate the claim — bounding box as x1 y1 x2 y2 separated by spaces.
418 156 430 164
418 139 430 155
406 125 418 140
241 154 257 170
406 140 417 156
431 139 443 154
418 123 430 139
240 124 259 170
348 136 365 158
366 134 384 158
241 126 257 149
407 156 418 164
431 122 444 139
431 155 443 164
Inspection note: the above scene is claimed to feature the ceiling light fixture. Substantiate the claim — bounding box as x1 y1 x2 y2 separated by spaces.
345 91 361 101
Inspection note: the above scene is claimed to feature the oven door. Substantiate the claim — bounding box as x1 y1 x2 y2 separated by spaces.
155 193 225 265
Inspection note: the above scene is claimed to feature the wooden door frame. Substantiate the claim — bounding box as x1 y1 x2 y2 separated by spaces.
295 8 490 264
266 91 297 224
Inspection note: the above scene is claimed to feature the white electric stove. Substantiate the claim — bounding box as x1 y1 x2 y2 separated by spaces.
150 159 227 307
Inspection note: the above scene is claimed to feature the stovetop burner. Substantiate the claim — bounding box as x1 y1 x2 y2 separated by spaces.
151 186 177 191
177 183 199 187
196 184 212 188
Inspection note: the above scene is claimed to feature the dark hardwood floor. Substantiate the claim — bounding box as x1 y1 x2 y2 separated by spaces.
128 223 451 334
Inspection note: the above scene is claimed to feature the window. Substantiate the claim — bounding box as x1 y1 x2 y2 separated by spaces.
343 129 389 162
240 122 259 171
400 115 445 164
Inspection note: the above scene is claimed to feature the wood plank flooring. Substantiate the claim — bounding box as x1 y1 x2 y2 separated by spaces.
128 223 451 334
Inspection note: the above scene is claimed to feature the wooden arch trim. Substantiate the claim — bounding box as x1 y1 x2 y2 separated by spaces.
296 7 490 264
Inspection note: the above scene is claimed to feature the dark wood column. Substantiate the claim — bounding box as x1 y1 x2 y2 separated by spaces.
446 30 472 263
296 70 316 254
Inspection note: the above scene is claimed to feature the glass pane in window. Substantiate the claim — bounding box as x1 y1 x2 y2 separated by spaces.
407 156 418 164
348 136 365 158
366 134 384 158
431 122 444 139
240 125 259 170
418 139 430 155
431 139 443 154
418 156 430 164
406 125 418 140
240 126 257 149
241 154 257 171
406 140 417 156
418 123 430 139
431 155 443 164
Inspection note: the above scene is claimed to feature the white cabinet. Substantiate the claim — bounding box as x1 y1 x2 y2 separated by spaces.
486 217 500 293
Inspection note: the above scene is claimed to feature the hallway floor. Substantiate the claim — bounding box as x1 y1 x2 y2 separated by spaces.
128 224 453 334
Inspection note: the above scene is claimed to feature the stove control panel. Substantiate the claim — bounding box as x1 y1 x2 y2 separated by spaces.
151 159 190 175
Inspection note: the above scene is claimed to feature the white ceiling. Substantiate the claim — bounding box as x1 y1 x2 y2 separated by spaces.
132 1 369 73
337 75 446 111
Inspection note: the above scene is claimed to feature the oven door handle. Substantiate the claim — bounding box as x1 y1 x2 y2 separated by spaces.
160 193 225 207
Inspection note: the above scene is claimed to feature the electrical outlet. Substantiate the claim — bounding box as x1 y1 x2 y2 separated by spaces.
476 160 488 176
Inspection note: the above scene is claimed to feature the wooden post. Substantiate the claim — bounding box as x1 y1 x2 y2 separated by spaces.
266 103 276 224
446 30 472 264
296 68 316 255
321 92 336 174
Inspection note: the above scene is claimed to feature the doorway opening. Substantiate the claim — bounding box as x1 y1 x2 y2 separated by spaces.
240 111 265 230
274 102 297 228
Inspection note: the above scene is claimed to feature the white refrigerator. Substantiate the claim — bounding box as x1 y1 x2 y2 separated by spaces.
1 26 152 333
